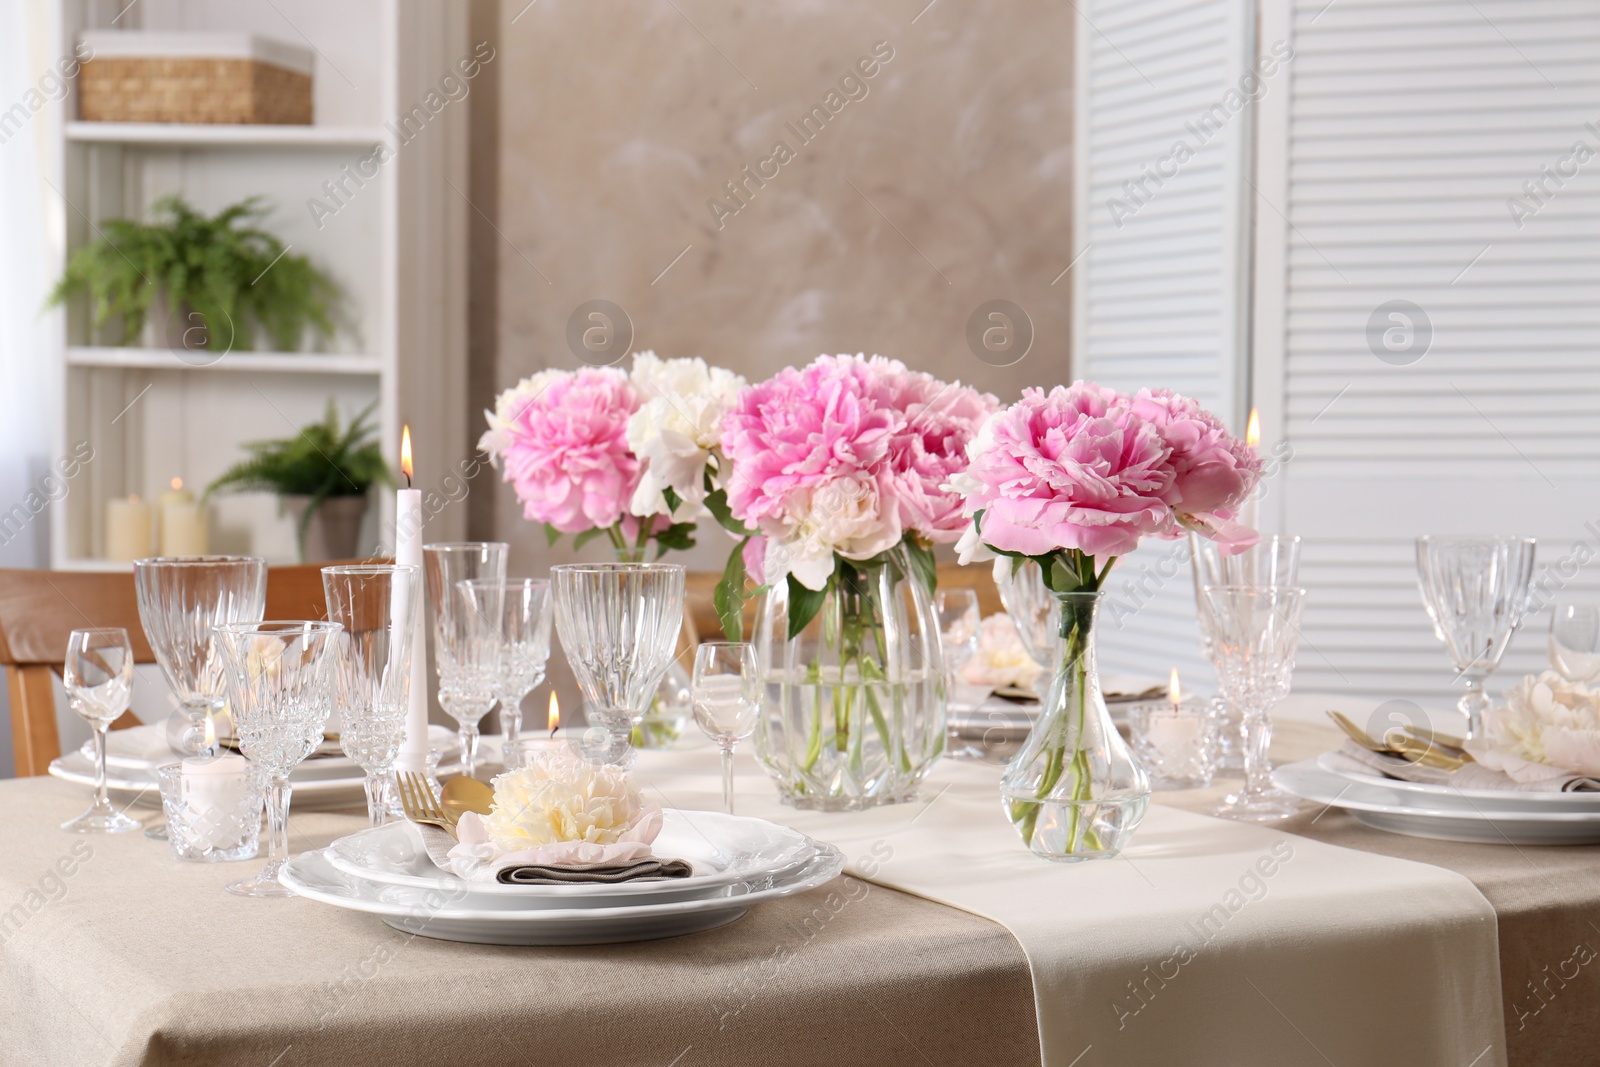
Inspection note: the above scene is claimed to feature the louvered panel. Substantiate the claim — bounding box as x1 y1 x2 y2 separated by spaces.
1075 0 1246 687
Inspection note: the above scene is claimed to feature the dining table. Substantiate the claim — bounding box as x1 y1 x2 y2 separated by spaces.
1 693 1593 1067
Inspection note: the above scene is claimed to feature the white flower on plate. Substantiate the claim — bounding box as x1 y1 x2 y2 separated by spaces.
960 612 1043 691
1467 671 1600 779
478 369 570 463
625 351 746 520
478 749 662 855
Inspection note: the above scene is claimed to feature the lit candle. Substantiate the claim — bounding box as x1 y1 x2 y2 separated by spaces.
504 694 567 770
394 426 431 773
1241 407 1261 532
105 494 154 561
549 691 561 737
158 477 208 555
179 752 252 849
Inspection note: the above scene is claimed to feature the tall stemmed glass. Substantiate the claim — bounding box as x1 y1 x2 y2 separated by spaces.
551 563 686 767
322 565 421 827
1415 536 1537 738
458 578 552 752
1190 535 1301 771
934 589 982 759
422 542 508 776
213 620 342 897
1203 585 1307 822
692 642 760 814
134 556 267 757
61 628 141 834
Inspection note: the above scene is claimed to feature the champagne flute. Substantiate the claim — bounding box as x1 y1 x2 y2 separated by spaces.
692 642 760 815
61 628 141 834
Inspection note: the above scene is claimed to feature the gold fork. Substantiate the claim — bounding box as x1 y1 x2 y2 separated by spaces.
1325 711 1465 770
396 771 457 838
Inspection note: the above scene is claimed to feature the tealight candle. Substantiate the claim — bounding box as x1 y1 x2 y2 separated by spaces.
1127 670 1215 790
180 754 253 849
504 694 570 770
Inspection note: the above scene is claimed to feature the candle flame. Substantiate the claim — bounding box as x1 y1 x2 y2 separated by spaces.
400 425 413 486
1245 407 1260 449
1168 668 1181 707
170 477 183 491
202 712 217 752
548 692 560 735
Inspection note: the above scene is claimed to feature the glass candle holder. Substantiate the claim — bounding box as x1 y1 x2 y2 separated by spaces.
502 735 577 771
157 759 266 862
1127 698 1216 790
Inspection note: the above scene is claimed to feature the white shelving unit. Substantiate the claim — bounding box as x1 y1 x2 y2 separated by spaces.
48 0 469 567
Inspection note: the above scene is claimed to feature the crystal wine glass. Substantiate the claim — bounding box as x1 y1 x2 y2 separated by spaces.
551 563 686 767
1202 584 1307 822
934 588 982 759
422 542 508 776
458 578 552 753
1549 603 1600 683
134 556 267 757
1415 536 1537 738
692 641 760 814
321 564 421 827
994 559 1053 691
1190 534 1301 772
61 628 141 834
213 620 342 897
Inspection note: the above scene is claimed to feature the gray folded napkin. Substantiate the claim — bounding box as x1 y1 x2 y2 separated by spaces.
413 823 693 884
1331 741 1600 793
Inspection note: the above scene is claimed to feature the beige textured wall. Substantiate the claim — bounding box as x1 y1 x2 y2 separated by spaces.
473 0 1076 574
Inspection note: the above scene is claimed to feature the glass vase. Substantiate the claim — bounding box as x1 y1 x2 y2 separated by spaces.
1000 590 1149 861
753 547 945 811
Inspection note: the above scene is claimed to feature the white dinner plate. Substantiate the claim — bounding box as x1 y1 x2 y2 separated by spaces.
1275 759 1600 845
281 840 844 945
1314 752 1600 812
49 724 462 811
325 809 821 909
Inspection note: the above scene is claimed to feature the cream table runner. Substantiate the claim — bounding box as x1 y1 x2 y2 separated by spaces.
639 737 1508 1067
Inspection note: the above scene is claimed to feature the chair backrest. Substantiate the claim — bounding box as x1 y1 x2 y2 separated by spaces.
0 563 341 777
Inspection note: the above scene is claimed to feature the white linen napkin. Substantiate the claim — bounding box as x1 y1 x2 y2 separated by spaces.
1330 741 1600 792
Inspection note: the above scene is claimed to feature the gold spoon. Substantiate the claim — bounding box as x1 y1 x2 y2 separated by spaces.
440 776 494 822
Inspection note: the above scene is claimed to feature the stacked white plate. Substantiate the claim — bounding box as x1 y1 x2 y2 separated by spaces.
280 809 845 944
1275 755 1600 844
49 724 463 811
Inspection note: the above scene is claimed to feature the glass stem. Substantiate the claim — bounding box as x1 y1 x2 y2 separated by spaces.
363 770 391 828
265 774 291 873
503 698 522 750
1241 708 1273 798
92 722 110 812
458 722 481 777
1459 677 1488 740
720 744 736 815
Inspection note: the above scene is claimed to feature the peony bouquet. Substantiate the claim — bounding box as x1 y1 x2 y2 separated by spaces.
951 382 1261 856
479 352 746 561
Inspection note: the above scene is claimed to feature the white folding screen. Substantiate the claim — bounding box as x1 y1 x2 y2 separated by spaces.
1072 0 1256 685
1254 0 1600 699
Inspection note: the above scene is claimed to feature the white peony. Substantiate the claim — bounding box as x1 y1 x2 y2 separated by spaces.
1468 671 1600 779
625 351 746 520
764 472 904 591
960 613 1044 690
482 750 660 852
478 369 569 463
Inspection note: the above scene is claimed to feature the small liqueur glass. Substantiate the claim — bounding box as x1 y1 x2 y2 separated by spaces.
213 620 342 897
691 641 761 815
61 628 142 834
1549 602 1600 683
934 588 982 759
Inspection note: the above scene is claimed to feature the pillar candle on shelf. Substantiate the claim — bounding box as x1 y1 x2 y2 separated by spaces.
159 478 208 555
105 494 154 561
394 425 431 773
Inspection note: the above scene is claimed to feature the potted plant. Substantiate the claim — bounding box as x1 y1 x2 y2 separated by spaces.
206 399 391 561
48 195 341 353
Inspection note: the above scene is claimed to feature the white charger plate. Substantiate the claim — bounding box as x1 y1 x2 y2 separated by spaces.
49 724 462 810
1275 759 1600 845
1315 752 1600 812
325 809 820 909
281 840 845 945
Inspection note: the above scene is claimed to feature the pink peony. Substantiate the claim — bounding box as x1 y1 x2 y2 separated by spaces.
1128 388 1262 543
884 372 999 544
953 384 1175 560
720 354 899 535
480 368 640 533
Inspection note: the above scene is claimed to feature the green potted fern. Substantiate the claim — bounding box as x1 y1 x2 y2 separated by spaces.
206 400 391 561
49 195 341 353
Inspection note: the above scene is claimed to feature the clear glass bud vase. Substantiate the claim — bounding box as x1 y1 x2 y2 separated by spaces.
754 547 945 810
1001 590 1149 860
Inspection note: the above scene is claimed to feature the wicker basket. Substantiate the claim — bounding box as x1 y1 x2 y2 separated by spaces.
78 32 313 125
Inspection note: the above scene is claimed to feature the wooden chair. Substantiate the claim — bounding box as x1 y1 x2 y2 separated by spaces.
0 563 341 777
684 560 1001 641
